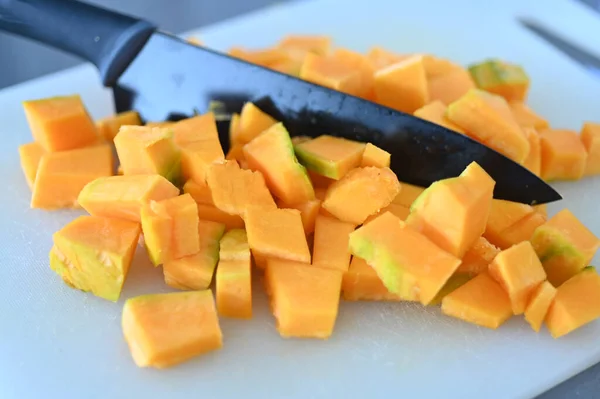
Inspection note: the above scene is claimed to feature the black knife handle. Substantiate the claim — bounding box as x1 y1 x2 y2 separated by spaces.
0 0 156 86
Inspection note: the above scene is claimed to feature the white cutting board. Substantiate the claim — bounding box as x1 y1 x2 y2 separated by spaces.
1 0 600 398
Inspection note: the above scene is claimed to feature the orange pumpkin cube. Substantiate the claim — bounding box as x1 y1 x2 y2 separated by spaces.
278 35 331 56
216 229 252 319
441 272 513 329
374 55 429 113
31 143 113 209
232 102 277 146
300 53 363 97
18 141 45 188
360 143 391 168
457 236 500 276
183 179 214 205
531 209 600 286
413 100 465 134
488 241 547 314
122 290 223 368
206 161 276 217
95 110 141 142
322 167 401 225
494 211 546 250
265 259 342 339
545 267 600 338
524 281 556 332
447 89 530 164
140 194 200 266
580 122 600 176
196 203 245 231
484 199 535 247
427 67 475 105
522 128 542 176
294 135 365 180
276 198 322 235
331 48 375 99
245 207 311 264
539 129 587 181
163 220 225 290
366 47 406 70
509 102 549 130
342 256 405 301
312 214 356 272
23 95 99 152
392 182 426 207
363 203 410 225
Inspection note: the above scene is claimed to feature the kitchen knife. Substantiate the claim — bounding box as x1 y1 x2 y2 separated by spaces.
519 18 600 79
0 0 561 204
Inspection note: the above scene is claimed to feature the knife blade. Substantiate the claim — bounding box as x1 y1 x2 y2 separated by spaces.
519 18 600 79
0 0 561 205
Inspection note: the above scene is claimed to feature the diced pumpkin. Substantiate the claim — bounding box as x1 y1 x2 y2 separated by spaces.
524 281 556 332
342 256 404 301
265 259 342 339
294 135 365 179
331 48 375 99
429 273 473 306
243 123 314 205
523 128 542 176
163 220 225 290
468 59 530 102
51 215 140 302
441 272 513 329
95 110 141 142
509 102 549 130
308 170 335 189
407 162 495 258
539 129 587 181
457 236 500 276
228 47 290 68
531 209 600 286
349 212 461 305
216 229 252 318
366 46 406 70
270 58 303 75
494 211 546 250
114 126 182 185
489 241 546 314
78 175 179 222
186 36 202 46
580 122 600 176
312 214 356 272
545 267 600 338
225 144 247 167
360 143 390 168
277 35 331 56
229 112 240 140
122 290 222 368
413 101 465 134
245 207 311 264
534 204 548 218
392 182 426 207
18 141 45 188
322 167 401 225
277 198 322 235
363 203 410 225
196 204 245 231
145 121 175 128
484 199 535 248
141 194 200 266
422 55 463 78
183 179 213 205
23 95 99 152
373 55 429 113
170 113 219 148
232 102 277 146
447 89 530 164
300 53 363 96
31 143 113 209
206 161 276 217
427 67 475 105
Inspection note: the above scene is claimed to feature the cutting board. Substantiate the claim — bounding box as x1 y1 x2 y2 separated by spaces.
2 0 600 398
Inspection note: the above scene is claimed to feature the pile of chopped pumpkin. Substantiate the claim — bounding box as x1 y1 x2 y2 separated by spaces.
16 34 600 370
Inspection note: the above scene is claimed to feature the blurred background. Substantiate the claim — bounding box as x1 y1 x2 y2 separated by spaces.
0 0 599 89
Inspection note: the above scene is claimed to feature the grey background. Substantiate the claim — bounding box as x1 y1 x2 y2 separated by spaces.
0 0 599 398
